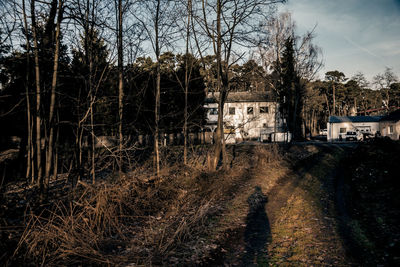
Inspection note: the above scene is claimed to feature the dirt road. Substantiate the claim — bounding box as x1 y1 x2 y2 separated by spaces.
211 143 356 266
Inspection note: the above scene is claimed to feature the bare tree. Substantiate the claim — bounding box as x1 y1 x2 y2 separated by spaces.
352 71 369 114
194 0 284 169
373 67 399 110
21 0 34 182
325 70 346 116
257 12 322 139
20 0 66 199
30 0 43 188
133 0 180 176
183 0 192 165
0 0 18 49
44 0 64 192
257 12 323 91
116 0 124 174
67 0 112 183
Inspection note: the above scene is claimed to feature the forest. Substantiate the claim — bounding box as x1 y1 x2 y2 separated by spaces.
0 0 400 265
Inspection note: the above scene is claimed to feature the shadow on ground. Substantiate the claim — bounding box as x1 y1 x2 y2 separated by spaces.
241 186 270 266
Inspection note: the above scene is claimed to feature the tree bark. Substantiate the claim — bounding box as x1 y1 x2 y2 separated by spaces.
22 0 32 182
45 0 63 190
183 0 192 165
117 0 124 174
90 96 95 181
30 0 42 188
88 0 95 183
154 0 161 176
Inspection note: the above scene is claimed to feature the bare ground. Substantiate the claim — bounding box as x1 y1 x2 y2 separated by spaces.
206 144 354 266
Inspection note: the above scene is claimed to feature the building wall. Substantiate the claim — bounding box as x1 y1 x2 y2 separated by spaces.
380 121 400 140
205 101 283 142
327 121 380 141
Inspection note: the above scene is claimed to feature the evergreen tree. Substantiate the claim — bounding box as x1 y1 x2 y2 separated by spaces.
278 37 303 140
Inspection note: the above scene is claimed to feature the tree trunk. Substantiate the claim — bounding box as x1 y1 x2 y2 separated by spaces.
183 0 192 165
212 0 224 170
154 0 161 176
53 114 59 179
117 0 124 173
31 0 42 189
324 93 331 117
87 2 96 183
22 0 32 182
90 94 95 182
45 0 63 191
274 102 277 142
311 109 315 136
332 83 336 116
292 94 298 140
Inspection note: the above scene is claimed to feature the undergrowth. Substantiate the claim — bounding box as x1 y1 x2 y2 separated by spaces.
342 139 400 265
13 145 283 266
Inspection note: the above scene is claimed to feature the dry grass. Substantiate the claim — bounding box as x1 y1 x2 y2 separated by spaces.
18 180 140 265
13 144 288 266
13 146 237 265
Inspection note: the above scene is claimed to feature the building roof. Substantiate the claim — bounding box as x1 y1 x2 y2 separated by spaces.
328 116 383 123
380 109 400 122
205 91 275 103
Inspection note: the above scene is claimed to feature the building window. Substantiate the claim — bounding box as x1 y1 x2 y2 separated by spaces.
263 123 268 128
247 107 253 115
209 108 218 115
229 107 235 115
389 125 394 134
339 128 346 134
260 106 268 113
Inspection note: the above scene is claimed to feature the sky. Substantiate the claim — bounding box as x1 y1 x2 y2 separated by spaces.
279 0 400 82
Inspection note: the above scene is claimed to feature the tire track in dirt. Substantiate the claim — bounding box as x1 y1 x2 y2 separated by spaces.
265 150 322 225
238 147 328 266
205 144 352 266
264 144 352 266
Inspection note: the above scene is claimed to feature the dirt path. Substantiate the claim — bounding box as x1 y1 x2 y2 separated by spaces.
213 144 355 266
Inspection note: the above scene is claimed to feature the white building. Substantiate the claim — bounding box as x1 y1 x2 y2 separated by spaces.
204 92 289 143
379 110 400 140
327 116 382 141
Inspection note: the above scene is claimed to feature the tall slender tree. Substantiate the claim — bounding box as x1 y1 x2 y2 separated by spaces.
44 0 64 192
30 0 43 189
183 0 192 165
21 0 34 182
258 12 322 139
116 0 124 174
133 0 179 176
325 70 346 116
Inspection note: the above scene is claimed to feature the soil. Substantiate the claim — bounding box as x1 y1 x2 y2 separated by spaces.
206 143 356 266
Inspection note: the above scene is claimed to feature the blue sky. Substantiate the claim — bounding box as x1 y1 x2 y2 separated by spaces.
279 0 400 82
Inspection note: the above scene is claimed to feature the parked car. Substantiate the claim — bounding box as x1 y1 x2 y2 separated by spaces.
345 131 363 141
362 132 374 140
319 129 328 136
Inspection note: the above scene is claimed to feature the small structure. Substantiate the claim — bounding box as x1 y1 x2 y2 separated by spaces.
204 92 289 143
380 109 400 140
327 116 382 141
